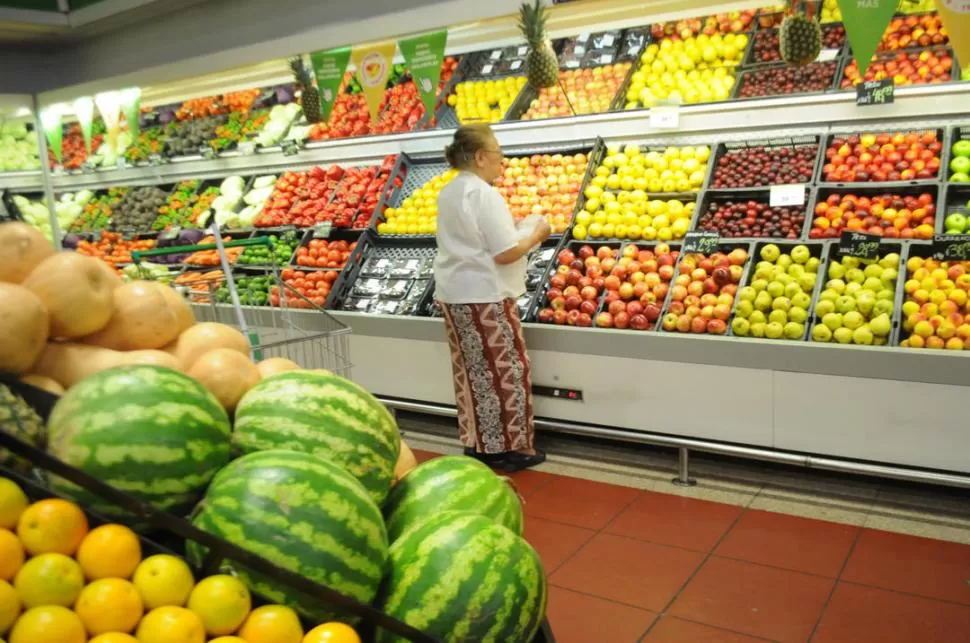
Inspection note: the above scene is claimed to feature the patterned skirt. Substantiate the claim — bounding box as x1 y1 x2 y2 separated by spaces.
439 298 535 455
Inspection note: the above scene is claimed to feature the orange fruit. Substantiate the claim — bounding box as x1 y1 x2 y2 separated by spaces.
16 499 88 556
135 606 205 643
75 578 144 635
8 605 86 643
0 479 27 531
0 529 24 582
0 579 21 635
13 553 84 608
90 635 139 643
186 574 251 636
77 524 142 580
237 605 303 643
131 555 195 609
303 623 362 643
209 638 247 643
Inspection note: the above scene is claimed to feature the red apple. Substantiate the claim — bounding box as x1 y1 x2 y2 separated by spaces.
690 316 708 333
564 294 582 311
580 285 598 300
576 312 593 327
553 309 568 325
609 300 626 316
661 313 678 331
675 314 692 332
707 319 727 334
538 308 554 323
595 312 614 328
614 311 630 329
629 314 650 330
644 303 661 322
579 299 597 316
626 301 644 317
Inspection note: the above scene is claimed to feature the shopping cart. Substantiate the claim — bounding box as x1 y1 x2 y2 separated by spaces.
132 226 352 377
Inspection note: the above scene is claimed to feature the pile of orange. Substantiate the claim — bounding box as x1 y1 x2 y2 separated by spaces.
0 477 360 643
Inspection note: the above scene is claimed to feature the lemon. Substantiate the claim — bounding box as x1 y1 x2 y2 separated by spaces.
75 578 143 635
186 575 251 637
13 553 84 609
9 606 85 643
0 530 24 582
0 579 20 634
132 555 195 609
90 634 139 643
0 480 27 531
135 606 205 643
237 605 303 643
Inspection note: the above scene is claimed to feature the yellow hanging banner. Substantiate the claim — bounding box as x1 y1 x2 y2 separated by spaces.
352 42 397 123
938 0 970 75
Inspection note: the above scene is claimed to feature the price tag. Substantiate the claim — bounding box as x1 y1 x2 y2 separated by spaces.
517 46 528 56
115 158 130 170
839 231 881 259
160 226 181 241
574 44 586 56
682 231 719 254
857 78 894 106
481 64 494 75
510 60 523 71
816 48 840 62
599 53 614 65
577 32 591 43
51 165 65 176
148 153 165 166
121 226 138 241
601 33 616 47
564 59 581 69
490 50 503 60
769 184 806 207
933 234 970 261
92 229 102 242
312 221 333 239
238 141 256 156
79 161 96 174
281 139 302 156
649 105 679 129
199 145 217 160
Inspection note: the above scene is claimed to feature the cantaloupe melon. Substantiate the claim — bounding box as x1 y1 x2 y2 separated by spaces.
23 252 116 339
82 281 181 350
256 357 301 378
166 322 251 370
0 283 49 374
187 349 260 412
0 222 55 284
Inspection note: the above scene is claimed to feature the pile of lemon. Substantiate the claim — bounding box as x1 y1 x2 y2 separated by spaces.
378 168 458 235
448 77 527 124
572 143 708 242
0 477 359 643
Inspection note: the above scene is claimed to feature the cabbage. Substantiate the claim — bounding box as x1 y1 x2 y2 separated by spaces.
75 190 94 206
243 187 273 206
220 175 245 195
1 120 28 140
253 175 276 189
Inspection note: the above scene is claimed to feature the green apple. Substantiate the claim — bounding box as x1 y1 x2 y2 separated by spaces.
826 278 846 294
863 264 883 279
863 277 883 293
827 261 846 280
798 273 818 292
783 321 804 339
835 296 858 314
875 288 894 301
738 286 757 302
788 306 808 324
735 299 754 318
751 278 769 292
790 245 811 264
951 155 970 176
754 291 773 311
812 324 832 342
791 292 812 310
945 212 968 232
954 139 970 159
869 313 892 337
823 312 843 330
843 310 865 330
852 325 874 345
833 327 854 344
775 272 793 286
845 268 865 284
880 268 898 288
749 310 767 325
845 282 863 296
952 172 970 183
805 257 820 273
855 291 875 315
765 321 784 339
772 297 792 312
819 289 839 304
768 309 788 325
760 244 781 262
776 254 793 270
732 316 750 336
873 299 894 316
842 256 860 270
788 264 805 278
784 282 802 299
750 321 766 338
815 298 836 317
766 281 785 298
878 253 900 270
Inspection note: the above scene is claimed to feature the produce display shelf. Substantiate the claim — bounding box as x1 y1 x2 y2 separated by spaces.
836 45 960 91
809 183 943 241
731 59 845 101
817 125 949 188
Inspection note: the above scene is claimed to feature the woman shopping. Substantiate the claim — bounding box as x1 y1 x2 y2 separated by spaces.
434 124 551 473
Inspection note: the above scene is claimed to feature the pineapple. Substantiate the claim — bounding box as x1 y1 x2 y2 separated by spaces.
289 57 322 124
0 384 45 474
779 9 822 66
518 0 559 89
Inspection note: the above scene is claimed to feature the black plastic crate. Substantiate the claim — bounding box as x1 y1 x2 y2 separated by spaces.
690 186 814 241
530 239 624 328
425 50 529 130
807 183 942 242
805 241 906 348
818 126 947 188
369 155 449 239
732 60 841 100
708 134 824 191
893 241 970 349
656 240 754 336
943 124 970 185
588 240 682 332
286 227 365 270
837 45 959 91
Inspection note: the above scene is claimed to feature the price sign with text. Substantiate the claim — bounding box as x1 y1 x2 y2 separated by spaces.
682 231 719 254
839 231 881 258
649 105 679 129
312 222 333 239
148 153 166 167
281 139 302 156
769 184 806 207
933 234 970 261
857 78 894 106
199 146 217 161
160 226 182 241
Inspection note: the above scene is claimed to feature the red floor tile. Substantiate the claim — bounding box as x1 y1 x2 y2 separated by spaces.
523 516 596 574
606 491 743 552
669 556 834 642
524 474 640 530
545 585 656 643
841 528 970 605
813 582 970 643
551 532 704 611
644 617 771 642
714 509 859 578
506 469 553 498
410 448 440 463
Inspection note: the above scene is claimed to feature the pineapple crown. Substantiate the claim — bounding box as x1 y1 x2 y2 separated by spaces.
289 57 313 87
518 0 549 48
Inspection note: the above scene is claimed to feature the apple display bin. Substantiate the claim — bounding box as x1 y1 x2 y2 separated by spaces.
816 125 949 189
942 183 970 234
0 375 557 643
808 183 944 240
941 123 970 185
730 60 844 102
688 185 816 242
706 134 825 192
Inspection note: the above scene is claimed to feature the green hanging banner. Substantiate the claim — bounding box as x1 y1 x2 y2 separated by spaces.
838 0 897 77
120 87 142 141
72 96 95 154
39 106 63 165
309 47 352 122
398 29 448 117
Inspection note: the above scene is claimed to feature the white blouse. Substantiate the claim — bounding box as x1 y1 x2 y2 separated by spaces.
433 171 527 304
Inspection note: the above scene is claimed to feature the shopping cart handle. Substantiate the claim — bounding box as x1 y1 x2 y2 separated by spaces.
132 236 273 263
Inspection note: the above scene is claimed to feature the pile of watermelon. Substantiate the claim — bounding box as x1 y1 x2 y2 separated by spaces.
29 364 548 642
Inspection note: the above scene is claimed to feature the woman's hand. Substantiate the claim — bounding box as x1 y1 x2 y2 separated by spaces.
532 218 552 244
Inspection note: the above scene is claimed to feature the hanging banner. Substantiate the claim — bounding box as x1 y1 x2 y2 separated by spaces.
398 30 448 117
95 91 123 156
72 96 95 154
310 47 352 122
938 0 970 77
351 42 397 123
838 0 898 77
119 87 142 141
39 106 63 165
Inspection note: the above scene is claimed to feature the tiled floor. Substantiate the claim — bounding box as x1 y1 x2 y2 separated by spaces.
409 444 970 643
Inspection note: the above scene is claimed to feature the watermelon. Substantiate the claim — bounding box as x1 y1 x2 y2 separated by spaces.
187 449 388 621
383 456 523 543
45 365 231 519
375 511 547 643
233 371 400 505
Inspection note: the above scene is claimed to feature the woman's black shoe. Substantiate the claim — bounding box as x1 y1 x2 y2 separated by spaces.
496 450 546 473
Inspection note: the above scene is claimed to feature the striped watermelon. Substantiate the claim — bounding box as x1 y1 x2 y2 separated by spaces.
187 449 388 621
375 511 547 643
383 456 523 542
233 371 400 505
45 365 231 519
